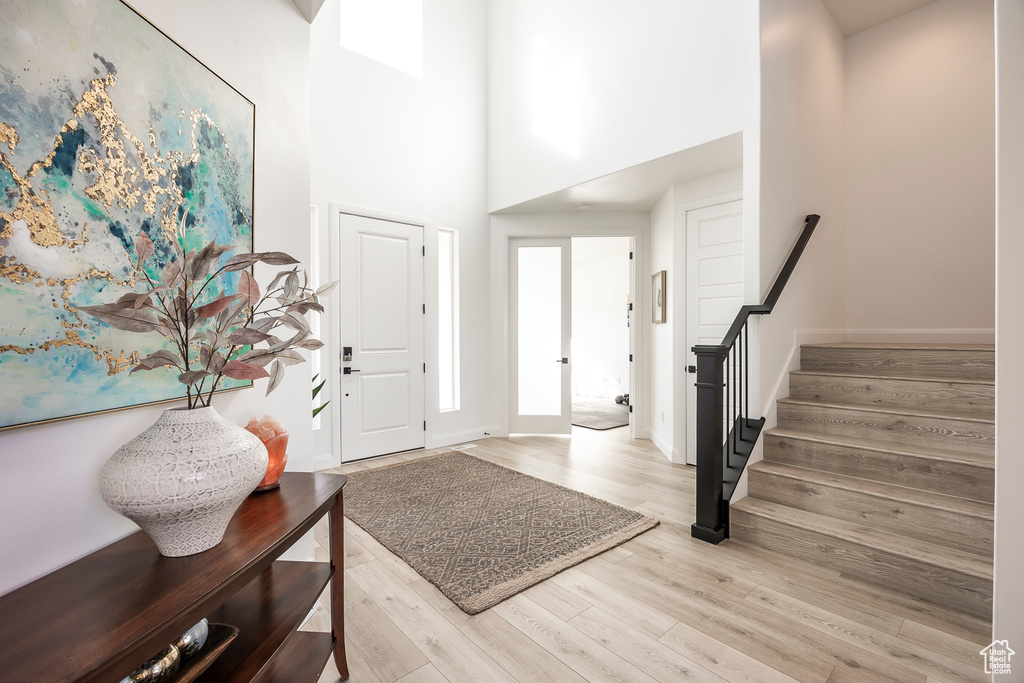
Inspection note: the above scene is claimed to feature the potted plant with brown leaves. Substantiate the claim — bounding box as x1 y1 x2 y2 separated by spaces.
82 214 334 557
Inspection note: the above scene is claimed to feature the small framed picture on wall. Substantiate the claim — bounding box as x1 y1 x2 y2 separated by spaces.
652 270 666 324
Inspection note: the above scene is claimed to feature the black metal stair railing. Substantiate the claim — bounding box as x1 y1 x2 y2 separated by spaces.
690 213 820 545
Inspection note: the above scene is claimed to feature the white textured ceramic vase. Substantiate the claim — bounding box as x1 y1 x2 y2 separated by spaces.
100 407 270 557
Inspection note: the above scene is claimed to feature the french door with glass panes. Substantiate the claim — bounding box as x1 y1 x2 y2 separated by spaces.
509 238 572 434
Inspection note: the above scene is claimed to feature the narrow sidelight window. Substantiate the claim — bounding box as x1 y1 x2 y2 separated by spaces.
438 229 460 412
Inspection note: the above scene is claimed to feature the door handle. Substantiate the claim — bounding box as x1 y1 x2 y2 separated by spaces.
555 358 568 364
342 367 361 375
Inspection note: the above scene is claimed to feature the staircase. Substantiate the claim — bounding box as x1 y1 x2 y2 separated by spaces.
731 343 994 621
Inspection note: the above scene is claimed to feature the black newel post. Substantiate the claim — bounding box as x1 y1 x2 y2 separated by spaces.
691 344 729 544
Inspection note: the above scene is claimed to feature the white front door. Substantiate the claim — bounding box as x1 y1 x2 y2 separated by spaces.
339 213 425 462
685 200 744 465
510 238 572 434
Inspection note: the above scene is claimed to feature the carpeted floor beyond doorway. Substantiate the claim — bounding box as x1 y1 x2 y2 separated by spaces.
572 397 630 430
343 451 658 613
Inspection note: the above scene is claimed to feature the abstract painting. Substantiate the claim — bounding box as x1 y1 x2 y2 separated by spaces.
0 0 255 430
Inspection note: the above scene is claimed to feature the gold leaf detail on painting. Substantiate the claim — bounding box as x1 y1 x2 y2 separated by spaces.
0 345 35 355
102 347 139 375
0 122 18 155
0 119 90 261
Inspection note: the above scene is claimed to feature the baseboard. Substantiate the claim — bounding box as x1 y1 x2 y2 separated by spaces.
427 426 500 450
650 430 673 462
311 452 336 472
844 328 995 344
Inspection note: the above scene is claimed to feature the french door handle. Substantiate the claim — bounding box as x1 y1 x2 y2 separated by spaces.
555 358 568 364
342 367 361 375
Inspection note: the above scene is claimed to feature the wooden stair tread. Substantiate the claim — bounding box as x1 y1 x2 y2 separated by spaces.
777 396 995 426
748 461 993 521
789 369 995 387
764 427 994 469
801 342 994 352
731 498 993 580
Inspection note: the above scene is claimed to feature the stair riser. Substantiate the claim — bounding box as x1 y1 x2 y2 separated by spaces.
763 433 994 503
789 374 993 419
747 469 993 557
799 348 994 381
731 508 993 621
777 402 994 457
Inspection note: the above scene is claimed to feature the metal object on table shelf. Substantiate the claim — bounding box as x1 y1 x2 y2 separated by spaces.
118 644 180 683
174 618 210 659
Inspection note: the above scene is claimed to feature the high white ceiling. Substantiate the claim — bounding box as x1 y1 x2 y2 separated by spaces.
495 134 744 214
820 0 940 37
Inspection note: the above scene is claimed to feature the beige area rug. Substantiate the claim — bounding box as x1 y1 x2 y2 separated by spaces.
343 451 658 614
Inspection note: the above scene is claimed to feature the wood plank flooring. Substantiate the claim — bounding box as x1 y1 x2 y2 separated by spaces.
303 428 991 683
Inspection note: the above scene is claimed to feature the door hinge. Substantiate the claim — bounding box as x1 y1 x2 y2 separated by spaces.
423 362 426 373
629 251 633 260
423 420 427 431
628 303 633 311
629 405 633 413
629 354 633 362
423 303 426 314
422 245 425 256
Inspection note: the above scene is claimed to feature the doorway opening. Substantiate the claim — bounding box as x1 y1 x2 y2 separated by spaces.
508 233 637 437
570 236 632 432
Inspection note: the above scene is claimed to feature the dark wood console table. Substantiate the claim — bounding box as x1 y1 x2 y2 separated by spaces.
0 472 348 682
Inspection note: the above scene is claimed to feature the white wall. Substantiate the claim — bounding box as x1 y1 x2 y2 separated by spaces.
649 190 675 457
0 0 313 596
309 0 492 459
743 0 847 499
845 0 995 334
995 0 1024 650
571 237 631 400
487 0 759 212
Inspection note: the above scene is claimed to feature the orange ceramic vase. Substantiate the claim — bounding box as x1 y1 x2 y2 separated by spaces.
254 432 289 492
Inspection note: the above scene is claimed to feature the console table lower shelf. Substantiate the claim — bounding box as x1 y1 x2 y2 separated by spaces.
0 472 348 683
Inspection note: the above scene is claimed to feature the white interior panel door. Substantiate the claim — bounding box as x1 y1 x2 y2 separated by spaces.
340 213 424 462
510 238 572 434
685 200 744 465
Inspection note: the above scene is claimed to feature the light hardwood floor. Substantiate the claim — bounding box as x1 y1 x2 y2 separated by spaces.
303 427 992 683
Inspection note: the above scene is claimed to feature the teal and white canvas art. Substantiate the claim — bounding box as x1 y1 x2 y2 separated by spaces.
0 0 255 430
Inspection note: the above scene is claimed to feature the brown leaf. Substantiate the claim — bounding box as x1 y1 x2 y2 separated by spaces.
114 292 150 309
287 301 325 315
284 271 299 300
299 339 325 350
219 300 247 329
314 281 338 297
274 349 305 366
209 351 227 373
135 231 155 266
280 312 309 332
195 294 241 320
80 304 160 333
222 360 271 380
162 258 182 287
236 349 275 367
266 359 285 396
228 327 272 345
130 349 182 374
178 369 210 386
239 270 261 306
259 251 300 266
192 240 235 280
